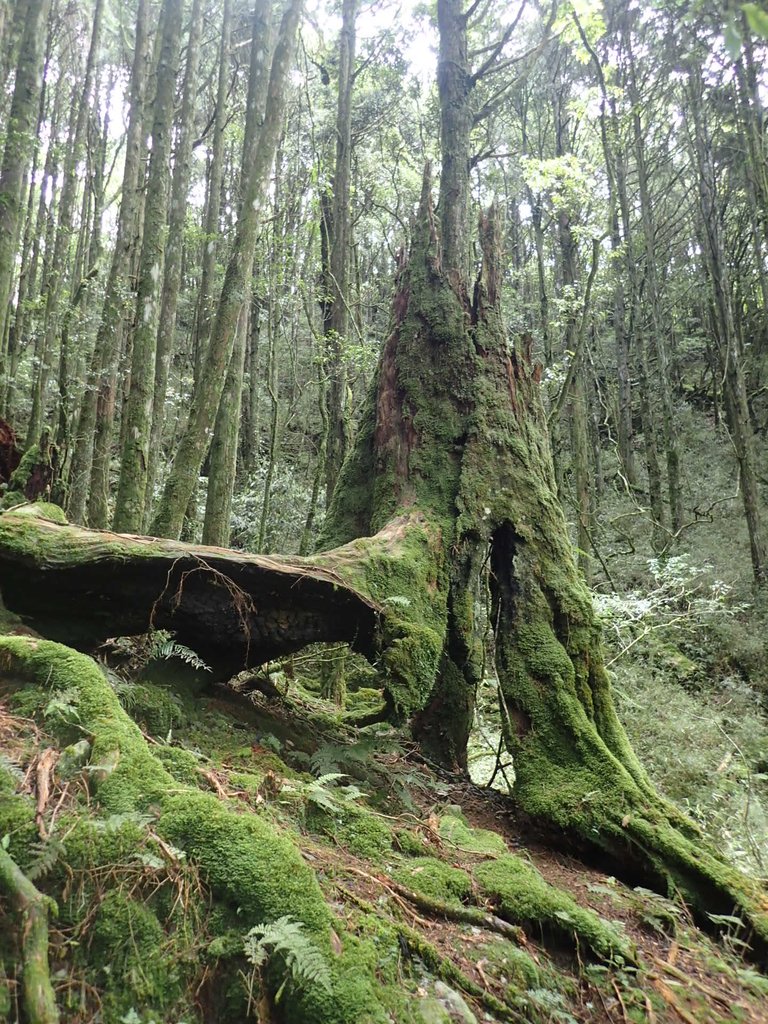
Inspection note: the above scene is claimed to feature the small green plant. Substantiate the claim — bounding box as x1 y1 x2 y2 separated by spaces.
293 772 364 814
100 629 211 678
243 915 332 1001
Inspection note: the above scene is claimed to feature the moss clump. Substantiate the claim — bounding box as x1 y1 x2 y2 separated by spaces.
474 855 631 962
438 813 507 855
337 809 392 859
392 857 472 905
154 745 202 786
125 681 185 735
478 938 542 990
158 788 337 946
0 767 37 868
0 490 25 510
395 828 428 856
6 684 47 718
344 686 386 715
88 891 185 1020
308 802 392 860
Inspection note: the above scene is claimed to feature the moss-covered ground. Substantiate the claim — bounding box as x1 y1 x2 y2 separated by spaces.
1 630 767 1024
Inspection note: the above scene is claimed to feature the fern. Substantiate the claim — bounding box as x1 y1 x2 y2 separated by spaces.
27 836 65 881
0 754 25 783
309 736 382 777
304 773 351 814
244 915 332 1000
92 811 152 833
149 630 211 672
43 688 80 726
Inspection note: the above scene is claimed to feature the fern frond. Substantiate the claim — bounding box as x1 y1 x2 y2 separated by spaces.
27 836 65 881
0 754 25 783
244 916 332 997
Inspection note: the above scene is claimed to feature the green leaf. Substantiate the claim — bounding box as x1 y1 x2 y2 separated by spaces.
724 16 743 60
743 3 768 38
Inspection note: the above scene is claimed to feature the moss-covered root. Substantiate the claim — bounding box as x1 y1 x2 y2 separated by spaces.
474 855 633 964
495 623 768 960
337 885 527 1024
0 845 59 1024
0 636 386 1023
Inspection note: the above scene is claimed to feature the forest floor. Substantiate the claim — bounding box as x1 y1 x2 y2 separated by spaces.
2 651 767 1024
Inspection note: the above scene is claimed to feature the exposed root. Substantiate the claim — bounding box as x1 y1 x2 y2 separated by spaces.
0 844 59 1024
344 864 525 942
336 884 528 1023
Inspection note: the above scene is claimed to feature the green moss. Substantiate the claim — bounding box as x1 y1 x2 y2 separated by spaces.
392 857 472 905
438 814 507 855
53 815 151 903
0 769 37 868
8 445 42 494
344 686 386 714
474 855 631 962
159 790 332 935
6 684 47 718
337 809 392 859
477 938 542 990
395 828 428 856
126 682 185 735
0 636 389 1022
0 490 25 510
88 891 184 1018
154 745 202 786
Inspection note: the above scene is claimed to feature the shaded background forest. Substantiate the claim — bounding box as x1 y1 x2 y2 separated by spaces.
1 0 768 871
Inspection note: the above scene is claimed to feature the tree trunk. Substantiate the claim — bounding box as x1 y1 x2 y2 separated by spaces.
191 0 231 376
113 0 183 533
67 0 151 527
688 71 767 586
145 0 204 521
201 301 248 546
150 0 302 540
323 0 357 505
0 0 51 400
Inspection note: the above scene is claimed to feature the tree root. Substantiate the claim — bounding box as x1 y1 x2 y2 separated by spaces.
0 635 386 1024
336 884 528 1023
0 844 59 1024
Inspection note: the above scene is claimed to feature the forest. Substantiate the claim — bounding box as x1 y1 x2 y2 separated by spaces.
1 0 768 1021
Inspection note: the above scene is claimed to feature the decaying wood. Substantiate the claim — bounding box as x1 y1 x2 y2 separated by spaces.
0 509 380 677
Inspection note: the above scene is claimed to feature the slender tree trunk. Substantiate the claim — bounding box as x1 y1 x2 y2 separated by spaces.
151 0 303 540
113 0 183 533
202 302 248 546
68 0 151 526
2 25 50 417
323 0 357 505
576 15 636 486
689 73 767 586
27 0 104 446
192 0 231 378
0 0 51 398
145 0 204 522
627 54 682 535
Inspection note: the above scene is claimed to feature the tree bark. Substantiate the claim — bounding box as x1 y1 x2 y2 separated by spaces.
145 0 205 522
113 0 183 533
67 0 151 527
323 0 357 504
150 0 302 540
0 0 51 400
0 844 58 1024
